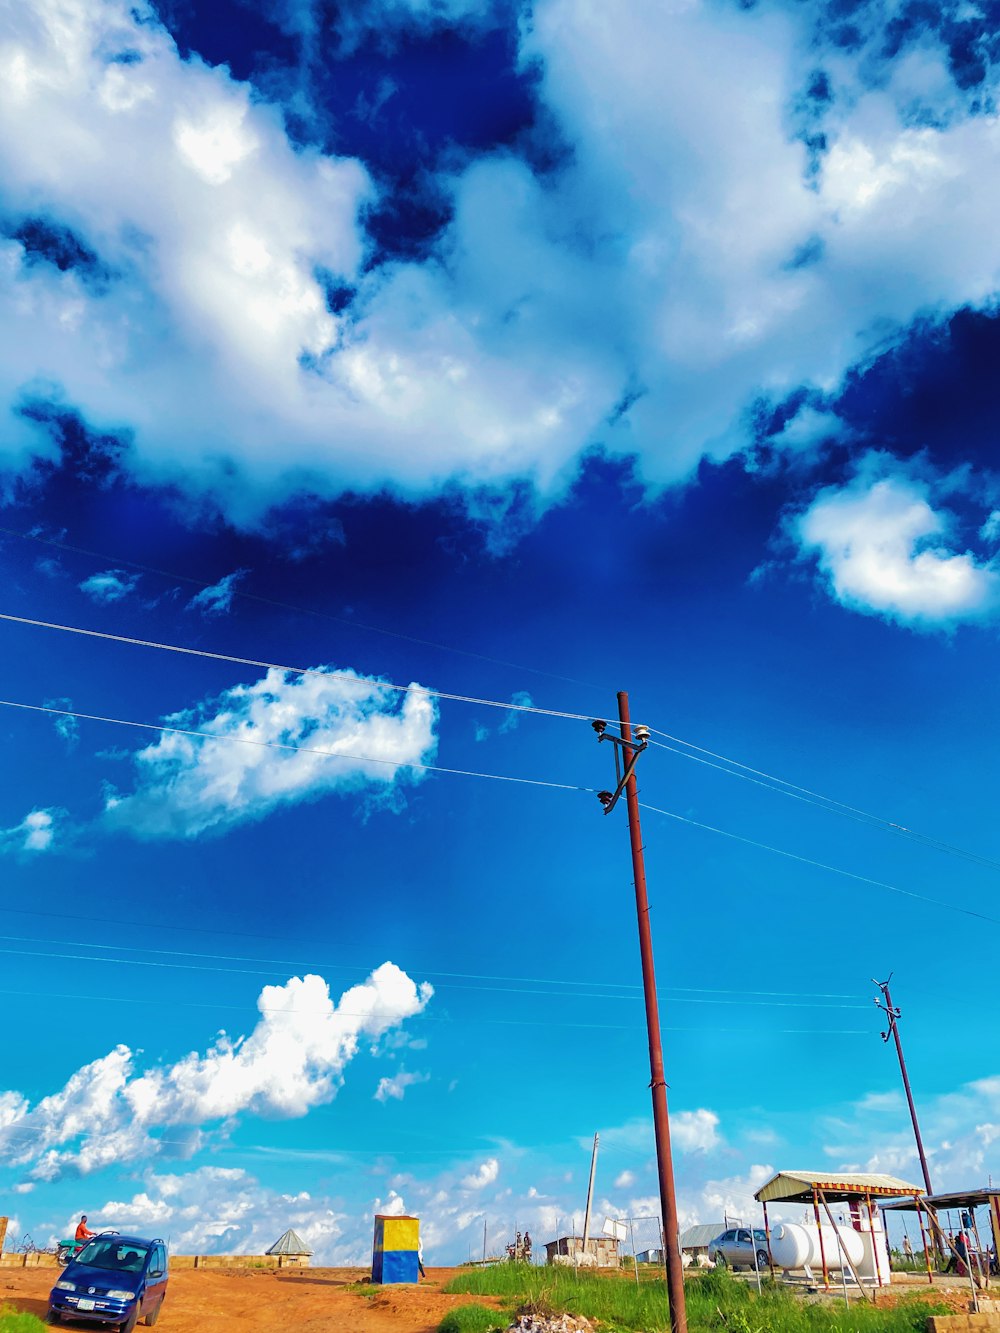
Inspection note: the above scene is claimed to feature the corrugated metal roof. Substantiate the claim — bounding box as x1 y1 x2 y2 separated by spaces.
885 1188 1000 1211
679 1224 726 1249
755 1170 923 1204
266 1229 313 1256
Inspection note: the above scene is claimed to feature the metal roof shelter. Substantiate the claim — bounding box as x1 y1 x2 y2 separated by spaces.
679 1223 725 1250
267 1229 313 1257
883 1187 1000 1301
755 1171 923 1205
753 1171 924 1298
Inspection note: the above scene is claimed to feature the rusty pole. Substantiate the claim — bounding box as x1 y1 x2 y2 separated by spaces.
875 978 933 1197
616 690 688 1333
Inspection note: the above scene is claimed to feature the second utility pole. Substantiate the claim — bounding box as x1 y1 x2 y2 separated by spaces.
595 691 687 1333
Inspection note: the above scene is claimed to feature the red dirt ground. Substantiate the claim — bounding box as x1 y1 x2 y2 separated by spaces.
1 1266 503 1333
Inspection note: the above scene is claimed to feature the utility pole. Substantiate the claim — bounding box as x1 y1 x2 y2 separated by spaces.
581 1132 600 1261
874 975 933 1197
594 692 687 1333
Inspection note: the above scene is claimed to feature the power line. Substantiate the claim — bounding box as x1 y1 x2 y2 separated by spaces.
645 729 1000 876
0 612 594 722
0 988 869 1038
638 800 1000 926
0 926 860 1000
0 697 592 793
0 523 603 693
0 935 868 1007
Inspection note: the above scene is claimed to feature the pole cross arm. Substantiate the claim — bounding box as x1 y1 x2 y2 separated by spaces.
594 723 649 815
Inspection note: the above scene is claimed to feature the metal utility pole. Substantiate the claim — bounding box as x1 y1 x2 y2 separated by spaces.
874 975 933 1197
581 1132 600 1260
594 692 687 1333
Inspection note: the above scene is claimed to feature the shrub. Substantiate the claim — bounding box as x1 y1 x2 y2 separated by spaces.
0 1309 48 1333
438 1304 508 1333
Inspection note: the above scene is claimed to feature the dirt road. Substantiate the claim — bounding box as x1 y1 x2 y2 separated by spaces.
1 1266 504 1333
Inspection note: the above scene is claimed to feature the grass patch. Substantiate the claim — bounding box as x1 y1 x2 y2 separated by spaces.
0 1309 48 1333
445 1263 951 1333
438 1305 508 1333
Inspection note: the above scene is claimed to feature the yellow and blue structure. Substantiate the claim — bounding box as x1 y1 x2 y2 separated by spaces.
371 1214 420 1284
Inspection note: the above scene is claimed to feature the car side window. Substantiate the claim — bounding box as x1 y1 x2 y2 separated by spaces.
155 1245 166 1274
724 1231 736 1243
737 1230 751 1243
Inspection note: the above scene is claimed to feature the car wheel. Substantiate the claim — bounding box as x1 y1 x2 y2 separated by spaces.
756 1250 769 1270
145 1299 162 1327
44 1312 60 1325
119 1308 140 1333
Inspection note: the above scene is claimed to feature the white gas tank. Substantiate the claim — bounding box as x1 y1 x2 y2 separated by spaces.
770 1222 864 1271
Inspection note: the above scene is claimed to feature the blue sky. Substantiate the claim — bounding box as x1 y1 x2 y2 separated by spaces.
1 0 1000 1264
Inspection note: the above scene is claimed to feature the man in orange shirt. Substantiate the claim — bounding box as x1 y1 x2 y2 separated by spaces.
74 1216 95 1246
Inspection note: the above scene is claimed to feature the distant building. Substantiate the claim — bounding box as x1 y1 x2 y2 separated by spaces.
266 1229 313 1269
680 1223 725 1267
545 1236 620 1268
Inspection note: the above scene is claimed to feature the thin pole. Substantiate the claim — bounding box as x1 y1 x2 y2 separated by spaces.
629 1218 639 1288
616 691 688 1333
762 1202 775 1279
581 1132 600 1263
483 1217 487 1265
915 1197 933 1284
813 1190 830 1289
875 978 933 1196
818 1192 872 1303
866 1194 884 1287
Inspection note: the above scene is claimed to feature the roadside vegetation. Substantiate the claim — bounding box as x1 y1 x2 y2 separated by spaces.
443 1264 951 1333
438 1306 509 1333
0 1310 46 1333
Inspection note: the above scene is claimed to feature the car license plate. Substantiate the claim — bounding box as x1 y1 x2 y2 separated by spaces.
78 1299 96 1311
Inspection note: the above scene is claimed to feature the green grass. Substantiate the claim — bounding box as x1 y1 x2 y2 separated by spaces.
444 1263 951 1333
438 1305 508 1333
0 1308 48 1333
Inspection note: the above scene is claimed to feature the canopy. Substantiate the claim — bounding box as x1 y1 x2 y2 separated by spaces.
267 1228 313 1256
755 1170 923 1205
884 1189 1000 1212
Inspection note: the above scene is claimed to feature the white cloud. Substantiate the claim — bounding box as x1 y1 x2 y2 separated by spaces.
0 807 60 855
670 1109 721 1154
186 569 246 617
0 964 433 1182
614 1169 635 1189
3 1 1000 522
795 462 1000 625
103 664 438 839
374 1070 429 1103
78 570 138 603
460 1158 500 1190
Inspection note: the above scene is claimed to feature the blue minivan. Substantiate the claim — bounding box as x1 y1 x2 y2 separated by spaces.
47 1233 168 1330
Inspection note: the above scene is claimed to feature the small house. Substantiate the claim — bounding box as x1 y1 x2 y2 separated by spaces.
266 1229 313 1268
545 1235 620 1268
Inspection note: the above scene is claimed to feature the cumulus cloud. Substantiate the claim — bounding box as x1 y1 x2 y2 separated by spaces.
78 570 138 603
795 461 1000 625
670 1109 721 1154
103 664 438 839
4 0 1000 523
0 807 60 855
373 1070 429 1103
460 1158 499 1190
0 964 433 1182
186 569 247 617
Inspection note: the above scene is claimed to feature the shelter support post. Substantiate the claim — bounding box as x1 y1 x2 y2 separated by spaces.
818 1189 875 1304
813 1189 830 1289
762 1202 775 1279
924 1205 983 1305
970 1209 989 1291
865 1193 884 1287
914 1196 933 1285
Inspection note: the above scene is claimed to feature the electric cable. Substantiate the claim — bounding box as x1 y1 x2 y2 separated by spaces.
0 987 868 1038
638 800 1000 926
0 697 593 793
5 609 999 880
0 613 594 722
645 730 1000 876
0 523 604 692
0 936 868 1006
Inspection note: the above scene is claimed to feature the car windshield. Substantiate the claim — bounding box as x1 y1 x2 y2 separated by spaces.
753 1230 766 1242
75 1240 149 1273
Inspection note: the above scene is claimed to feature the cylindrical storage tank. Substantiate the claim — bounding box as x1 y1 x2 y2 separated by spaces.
770 1223 864 1271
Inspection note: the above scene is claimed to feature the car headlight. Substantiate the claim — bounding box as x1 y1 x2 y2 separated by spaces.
106 1290 136 1301
55 1281 76 1292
